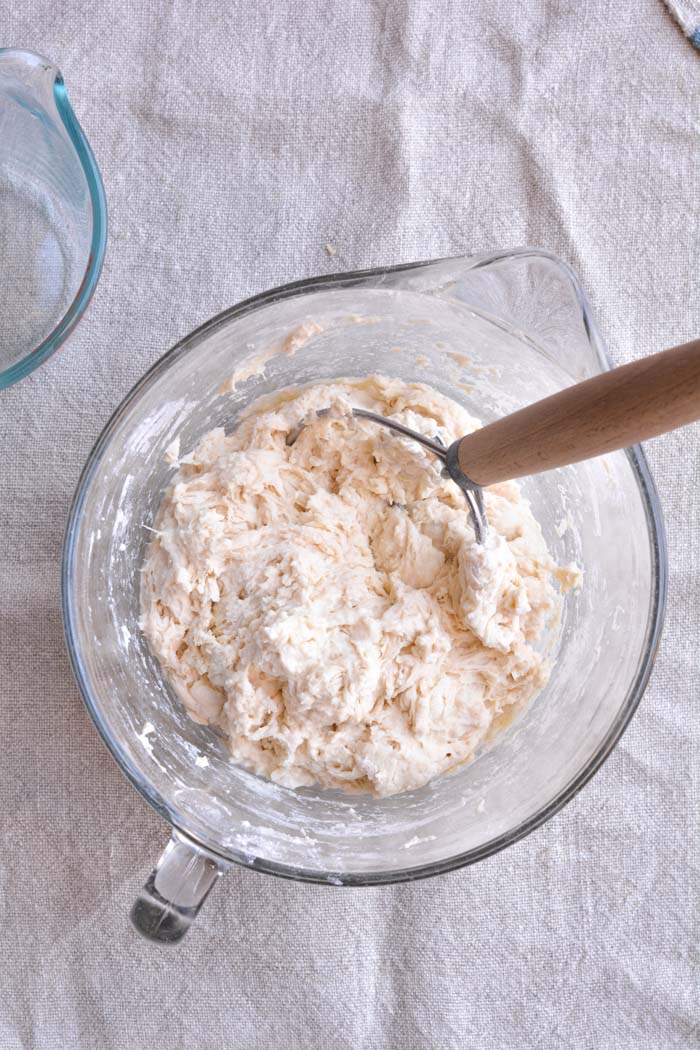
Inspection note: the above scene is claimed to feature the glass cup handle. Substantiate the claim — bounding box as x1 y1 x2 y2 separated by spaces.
130 830 231 944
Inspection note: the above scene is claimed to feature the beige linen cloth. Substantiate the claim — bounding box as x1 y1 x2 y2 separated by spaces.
1 1 698 1047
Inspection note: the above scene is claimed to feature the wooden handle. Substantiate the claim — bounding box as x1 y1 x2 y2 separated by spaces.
457 339 700 486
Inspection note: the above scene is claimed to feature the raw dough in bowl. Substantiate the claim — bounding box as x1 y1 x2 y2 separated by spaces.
141 375 579 797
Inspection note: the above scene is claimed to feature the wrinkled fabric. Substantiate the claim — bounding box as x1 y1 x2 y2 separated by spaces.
664 0 700 46
1 1 698 1048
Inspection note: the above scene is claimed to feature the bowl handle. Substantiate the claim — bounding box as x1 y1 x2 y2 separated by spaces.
130 830 231 945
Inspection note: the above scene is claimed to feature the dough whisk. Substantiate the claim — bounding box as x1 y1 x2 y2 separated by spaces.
287 339 700 542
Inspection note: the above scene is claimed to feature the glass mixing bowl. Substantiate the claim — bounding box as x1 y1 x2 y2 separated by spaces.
62 249 666 944
0 48 107 388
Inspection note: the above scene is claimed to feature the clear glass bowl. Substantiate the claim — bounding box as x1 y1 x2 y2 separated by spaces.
62 250 666 943
0 49 107 388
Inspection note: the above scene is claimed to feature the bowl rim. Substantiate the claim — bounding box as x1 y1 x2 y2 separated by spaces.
0 48 108 390
61 250 667 886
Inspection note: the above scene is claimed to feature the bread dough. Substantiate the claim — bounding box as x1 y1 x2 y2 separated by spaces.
141 375 580 797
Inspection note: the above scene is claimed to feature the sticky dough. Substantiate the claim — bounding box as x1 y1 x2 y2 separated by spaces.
141 375 580 797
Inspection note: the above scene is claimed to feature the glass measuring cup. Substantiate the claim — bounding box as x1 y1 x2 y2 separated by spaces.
62 249 666 943
0 48 107 389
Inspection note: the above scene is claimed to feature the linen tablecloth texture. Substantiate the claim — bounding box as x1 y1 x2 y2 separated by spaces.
1 2 699 1047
